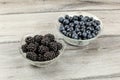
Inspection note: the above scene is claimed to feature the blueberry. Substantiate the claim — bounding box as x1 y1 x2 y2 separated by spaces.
69 17 73 22
69 23 74 27
58 17 64 23
80 28 85 32
66 27 73 32
69 27 74 31
63 19 69 25
80 25 86 29
66 32 72 38
93 30 98 35
78 31 82 36
75 28 80 33
75 25 80 29
85 22 91 27
92 33 96 38
62 30 67 35
92 22 97 27
73 15 79 20
65 15 70 19
79 15 83 21
72 31 76 34
82 32 87 38
83 16 89 21
87 27 92 30
64 25 70 29
79 21 84 26
91 27 95 31
74 35 79 39
86 30 91 35
94 20 100 25
95 26 100 31
59 24 65 31
66 28 70 32
89 17 93 21
87 34 93 39
72 33 79 39
74 20 79 25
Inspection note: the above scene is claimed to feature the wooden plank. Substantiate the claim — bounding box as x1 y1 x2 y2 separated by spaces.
0 35 120 80
0 0 120 14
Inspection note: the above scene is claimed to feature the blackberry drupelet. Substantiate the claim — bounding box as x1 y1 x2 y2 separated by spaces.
21 44 28 53
57 42 63 50
34 35 43 43
44 51 56 61
26 52 37 61
25 36 34 44
44 33 55 41
55 51 60 57
27 43 37 52
49 42 58 52
37 54 44 61
38 45 49 54
41 37 51 46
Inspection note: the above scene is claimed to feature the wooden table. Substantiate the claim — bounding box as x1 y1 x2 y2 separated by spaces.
0 0 120 80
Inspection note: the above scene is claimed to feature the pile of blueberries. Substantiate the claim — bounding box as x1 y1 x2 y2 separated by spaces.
21 34 63 61
59 15 101 40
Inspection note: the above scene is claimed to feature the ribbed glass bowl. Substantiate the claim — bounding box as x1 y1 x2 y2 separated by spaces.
57 12 103 46
19 31 65 67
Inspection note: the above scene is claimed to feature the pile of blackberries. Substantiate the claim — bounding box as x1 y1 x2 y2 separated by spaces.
21 34 63 61
59 15 101 40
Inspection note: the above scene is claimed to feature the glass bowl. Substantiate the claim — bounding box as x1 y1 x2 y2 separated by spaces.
57 12 103 46
19 31 65 67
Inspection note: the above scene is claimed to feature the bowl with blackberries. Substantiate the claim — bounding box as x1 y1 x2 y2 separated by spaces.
58 12 102 46
20 33 64 67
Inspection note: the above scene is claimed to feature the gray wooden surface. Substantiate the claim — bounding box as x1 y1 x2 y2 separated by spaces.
0 0 120 80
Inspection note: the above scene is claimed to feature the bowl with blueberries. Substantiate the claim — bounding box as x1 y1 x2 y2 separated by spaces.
20 32 65 67
58 12 102 46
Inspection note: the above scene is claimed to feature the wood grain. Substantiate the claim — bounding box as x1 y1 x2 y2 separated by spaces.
0 0 120 15
0 35 120 80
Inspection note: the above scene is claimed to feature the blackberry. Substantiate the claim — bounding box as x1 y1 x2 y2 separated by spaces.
34 42 39 48
25 36 34 44
55 51 60 57
49 42 58 52
44 51 56 61
37 54 44 61
57 42 63 50
26 52 37 61
44 33 55 41
34 35 43 43
21 44 28 53
41 37 50 46
27 43 37 52
38 45 49 54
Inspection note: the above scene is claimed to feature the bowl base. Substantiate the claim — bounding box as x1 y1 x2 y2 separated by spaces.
64 39 90 46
